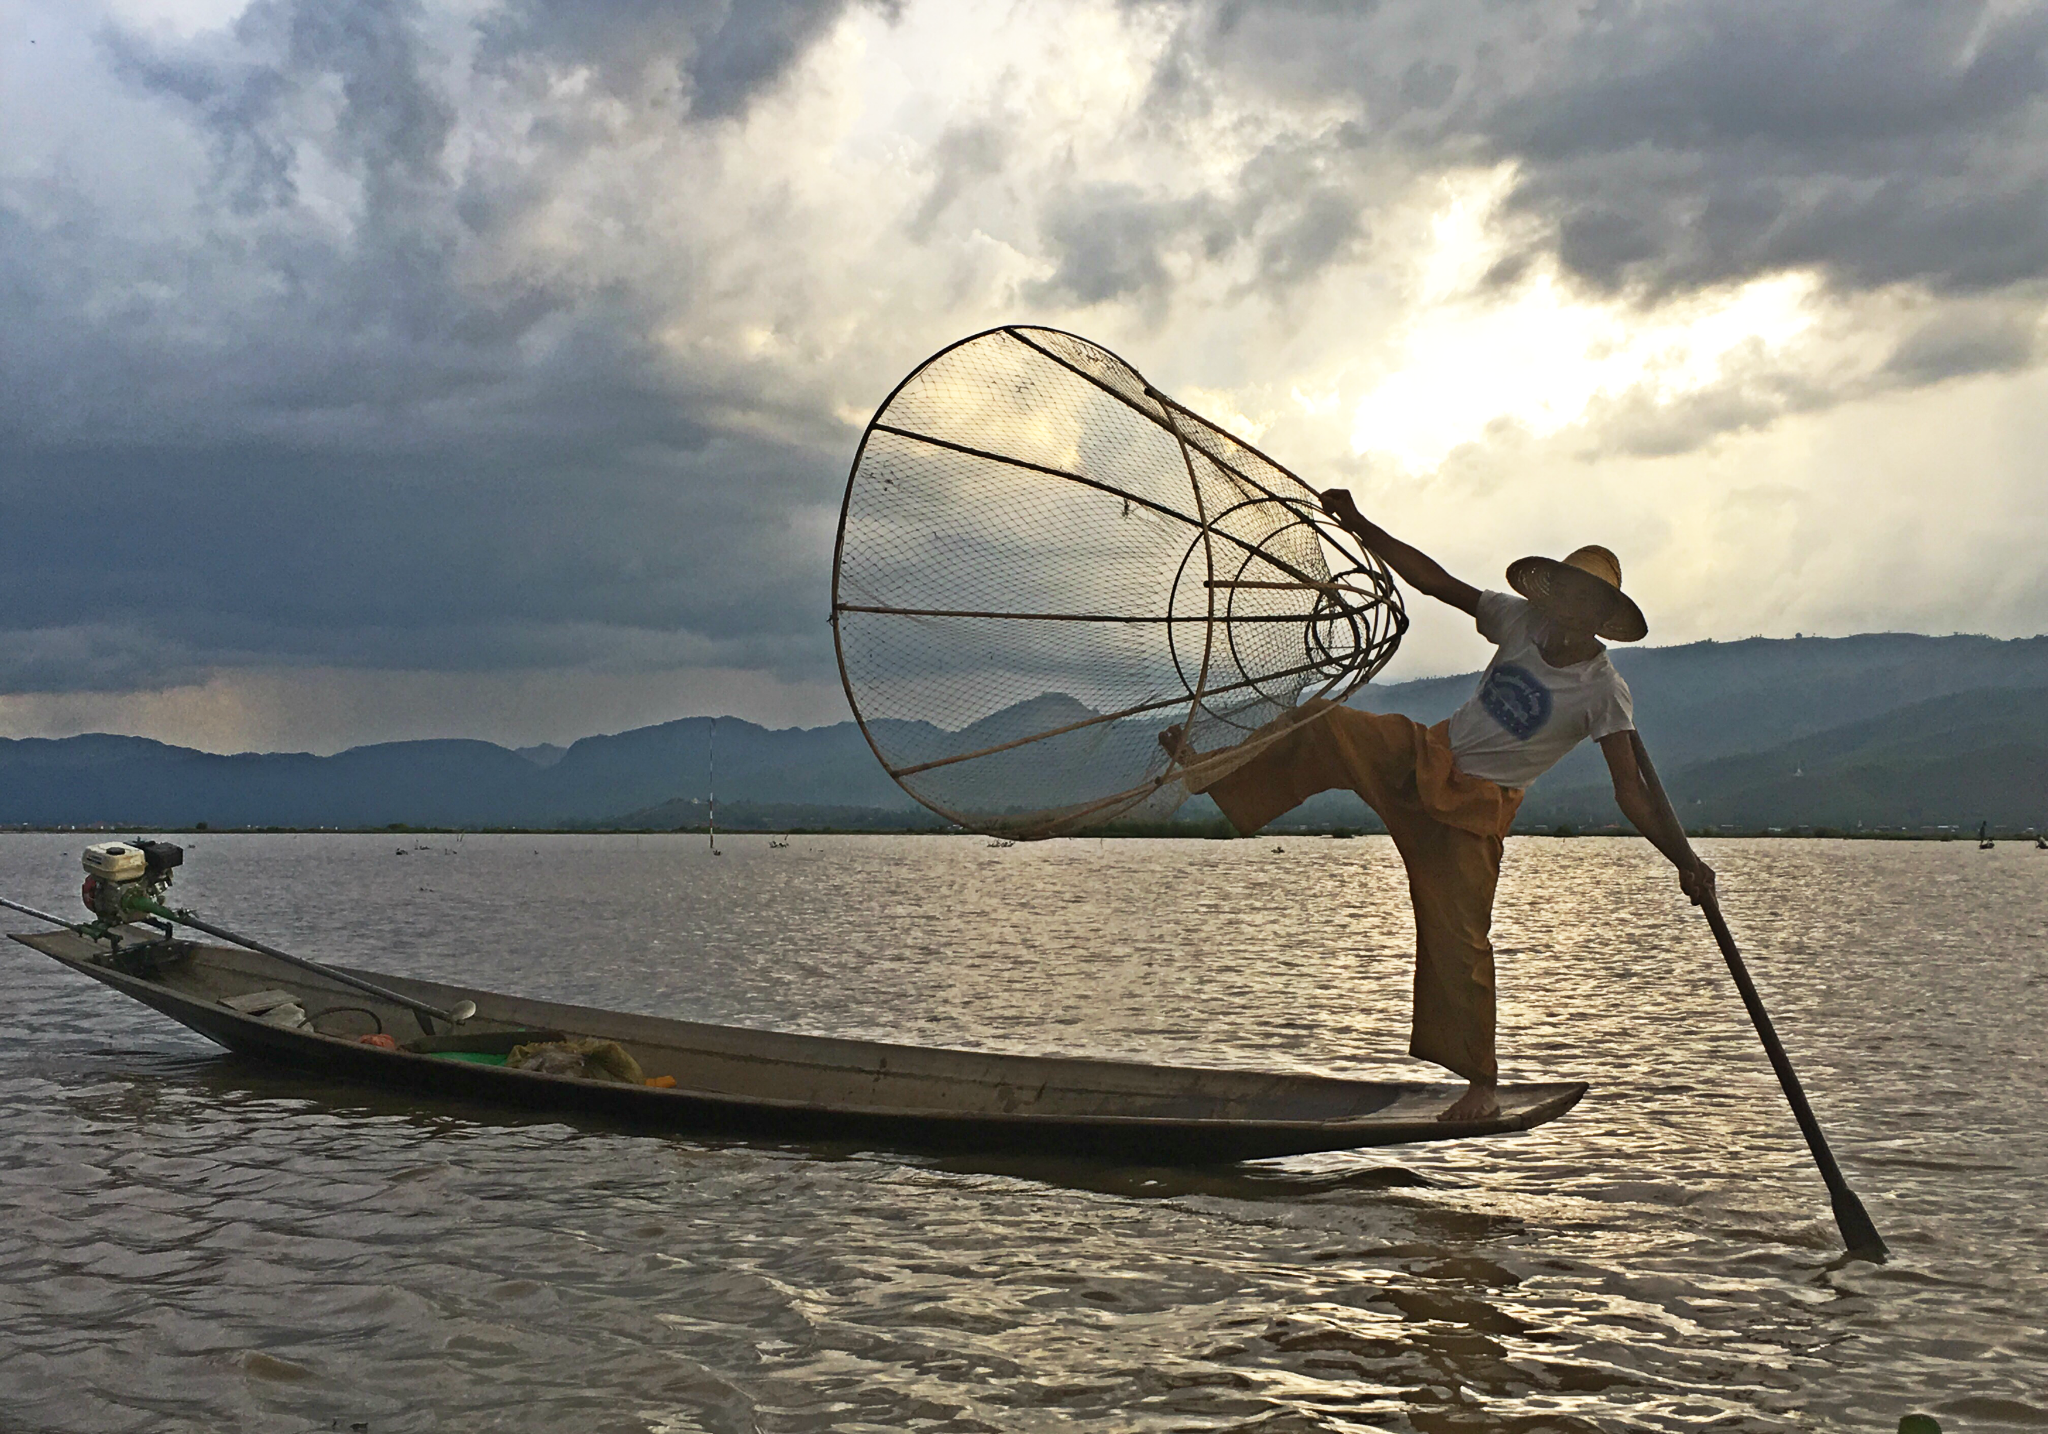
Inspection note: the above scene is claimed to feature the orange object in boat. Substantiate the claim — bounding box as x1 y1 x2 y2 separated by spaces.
357 1033 399 1050
645 1075 676 1088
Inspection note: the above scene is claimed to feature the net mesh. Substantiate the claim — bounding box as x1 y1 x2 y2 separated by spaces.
832 326 1407 837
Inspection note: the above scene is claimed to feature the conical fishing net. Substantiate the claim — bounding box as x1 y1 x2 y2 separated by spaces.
832 326 1407 838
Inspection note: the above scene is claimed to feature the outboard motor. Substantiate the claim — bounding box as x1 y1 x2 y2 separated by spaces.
80 840 183 929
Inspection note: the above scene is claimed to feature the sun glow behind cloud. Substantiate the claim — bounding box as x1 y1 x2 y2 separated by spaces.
1350 171 1820 474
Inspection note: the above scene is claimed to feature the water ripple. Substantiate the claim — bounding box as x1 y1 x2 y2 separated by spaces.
2 832 2042 1431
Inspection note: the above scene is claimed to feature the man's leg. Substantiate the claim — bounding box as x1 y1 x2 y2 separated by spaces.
1389 816 1507 1119
1176 701 1509 1118
1181 701 1429 834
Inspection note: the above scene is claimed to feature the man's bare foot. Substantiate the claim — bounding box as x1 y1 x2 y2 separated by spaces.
1437 1081 1500 1123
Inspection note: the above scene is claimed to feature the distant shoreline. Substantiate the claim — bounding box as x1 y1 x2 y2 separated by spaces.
10 638 2045 833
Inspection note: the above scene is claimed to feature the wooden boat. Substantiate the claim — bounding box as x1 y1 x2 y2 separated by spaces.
9 926 1585 1163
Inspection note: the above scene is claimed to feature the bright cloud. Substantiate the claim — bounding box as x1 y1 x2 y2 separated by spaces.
1350 170 1821 473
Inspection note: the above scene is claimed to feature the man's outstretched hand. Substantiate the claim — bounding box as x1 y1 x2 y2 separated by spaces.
1680 857 1717 907
1319 487 1364 527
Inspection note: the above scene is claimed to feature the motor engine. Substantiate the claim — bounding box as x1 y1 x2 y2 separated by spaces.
80 840 183 927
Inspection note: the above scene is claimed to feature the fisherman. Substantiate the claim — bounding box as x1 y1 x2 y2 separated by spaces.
1161 488 1716 1122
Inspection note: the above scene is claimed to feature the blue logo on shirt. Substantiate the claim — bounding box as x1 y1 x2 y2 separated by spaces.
1478 663 1552 740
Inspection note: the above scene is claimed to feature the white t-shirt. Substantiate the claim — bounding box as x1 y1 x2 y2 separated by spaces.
1446 591 1635 789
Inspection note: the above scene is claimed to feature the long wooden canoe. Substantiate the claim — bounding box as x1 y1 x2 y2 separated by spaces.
9 927 1585 1162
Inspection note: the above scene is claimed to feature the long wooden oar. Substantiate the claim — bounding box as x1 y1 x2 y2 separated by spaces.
153 906 477 1035
1 894 83 930
1629 733 1888 1261
2 892 474 1035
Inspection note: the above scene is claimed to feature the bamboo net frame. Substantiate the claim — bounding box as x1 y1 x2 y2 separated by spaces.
830 326 1407 838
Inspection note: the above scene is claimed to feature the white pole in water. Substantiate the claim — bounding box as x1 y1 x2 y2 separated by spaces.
708 716 718 855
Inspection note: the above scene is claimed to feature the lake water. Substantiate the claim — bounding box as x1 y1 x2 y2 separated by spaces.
1 832 2042 1432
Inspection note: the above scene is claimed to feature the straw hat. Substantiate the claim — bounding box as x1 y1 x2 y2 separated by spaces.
1506 545 1648 642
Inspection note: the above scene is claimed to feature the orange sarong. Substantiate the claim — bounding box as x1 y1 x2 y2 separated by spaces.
1194 699 1523 1084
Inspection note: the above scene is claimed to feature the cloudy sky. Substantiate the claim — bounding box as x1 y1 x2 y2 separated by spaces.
4 0 2046 753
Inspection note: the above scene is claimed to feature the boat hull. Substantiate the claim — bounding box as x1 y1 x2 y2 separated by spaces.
10 928 1585 1163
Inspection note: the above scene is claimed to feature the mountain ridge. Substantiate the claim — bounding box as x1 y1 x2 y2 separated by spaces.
3 633 2042 831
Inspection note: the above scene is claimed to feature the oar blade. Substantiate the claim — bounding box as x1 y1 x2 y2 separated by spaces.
1831 1186 1889 1263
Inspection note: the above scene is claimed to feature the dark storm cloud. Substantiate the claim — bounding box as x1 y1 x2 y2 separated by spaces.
12 0 2048 722
1029 138 1371 308
477 0 858 117
1490 4 2048 297
1234 143 1371 288
0 430 842 694
1884 303 2042 384
1164 0 2048 300
0 625 209 697
106 0 455 212
0 0 863 702
1029 184 1225 306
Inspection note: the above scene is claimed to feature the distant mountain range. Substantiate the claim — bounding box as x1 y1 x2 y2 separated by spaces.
1346 631 2048 833
0 719 912 830
3 632 2044 833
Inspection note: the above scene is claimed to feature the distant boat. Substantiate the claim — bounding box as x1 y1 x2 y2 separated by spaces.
1979 821 1995 850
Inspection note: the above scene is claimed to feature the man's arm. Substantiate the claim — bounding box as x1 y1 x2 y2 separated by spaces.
1600 730 1716 904
1319 489 1480 617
